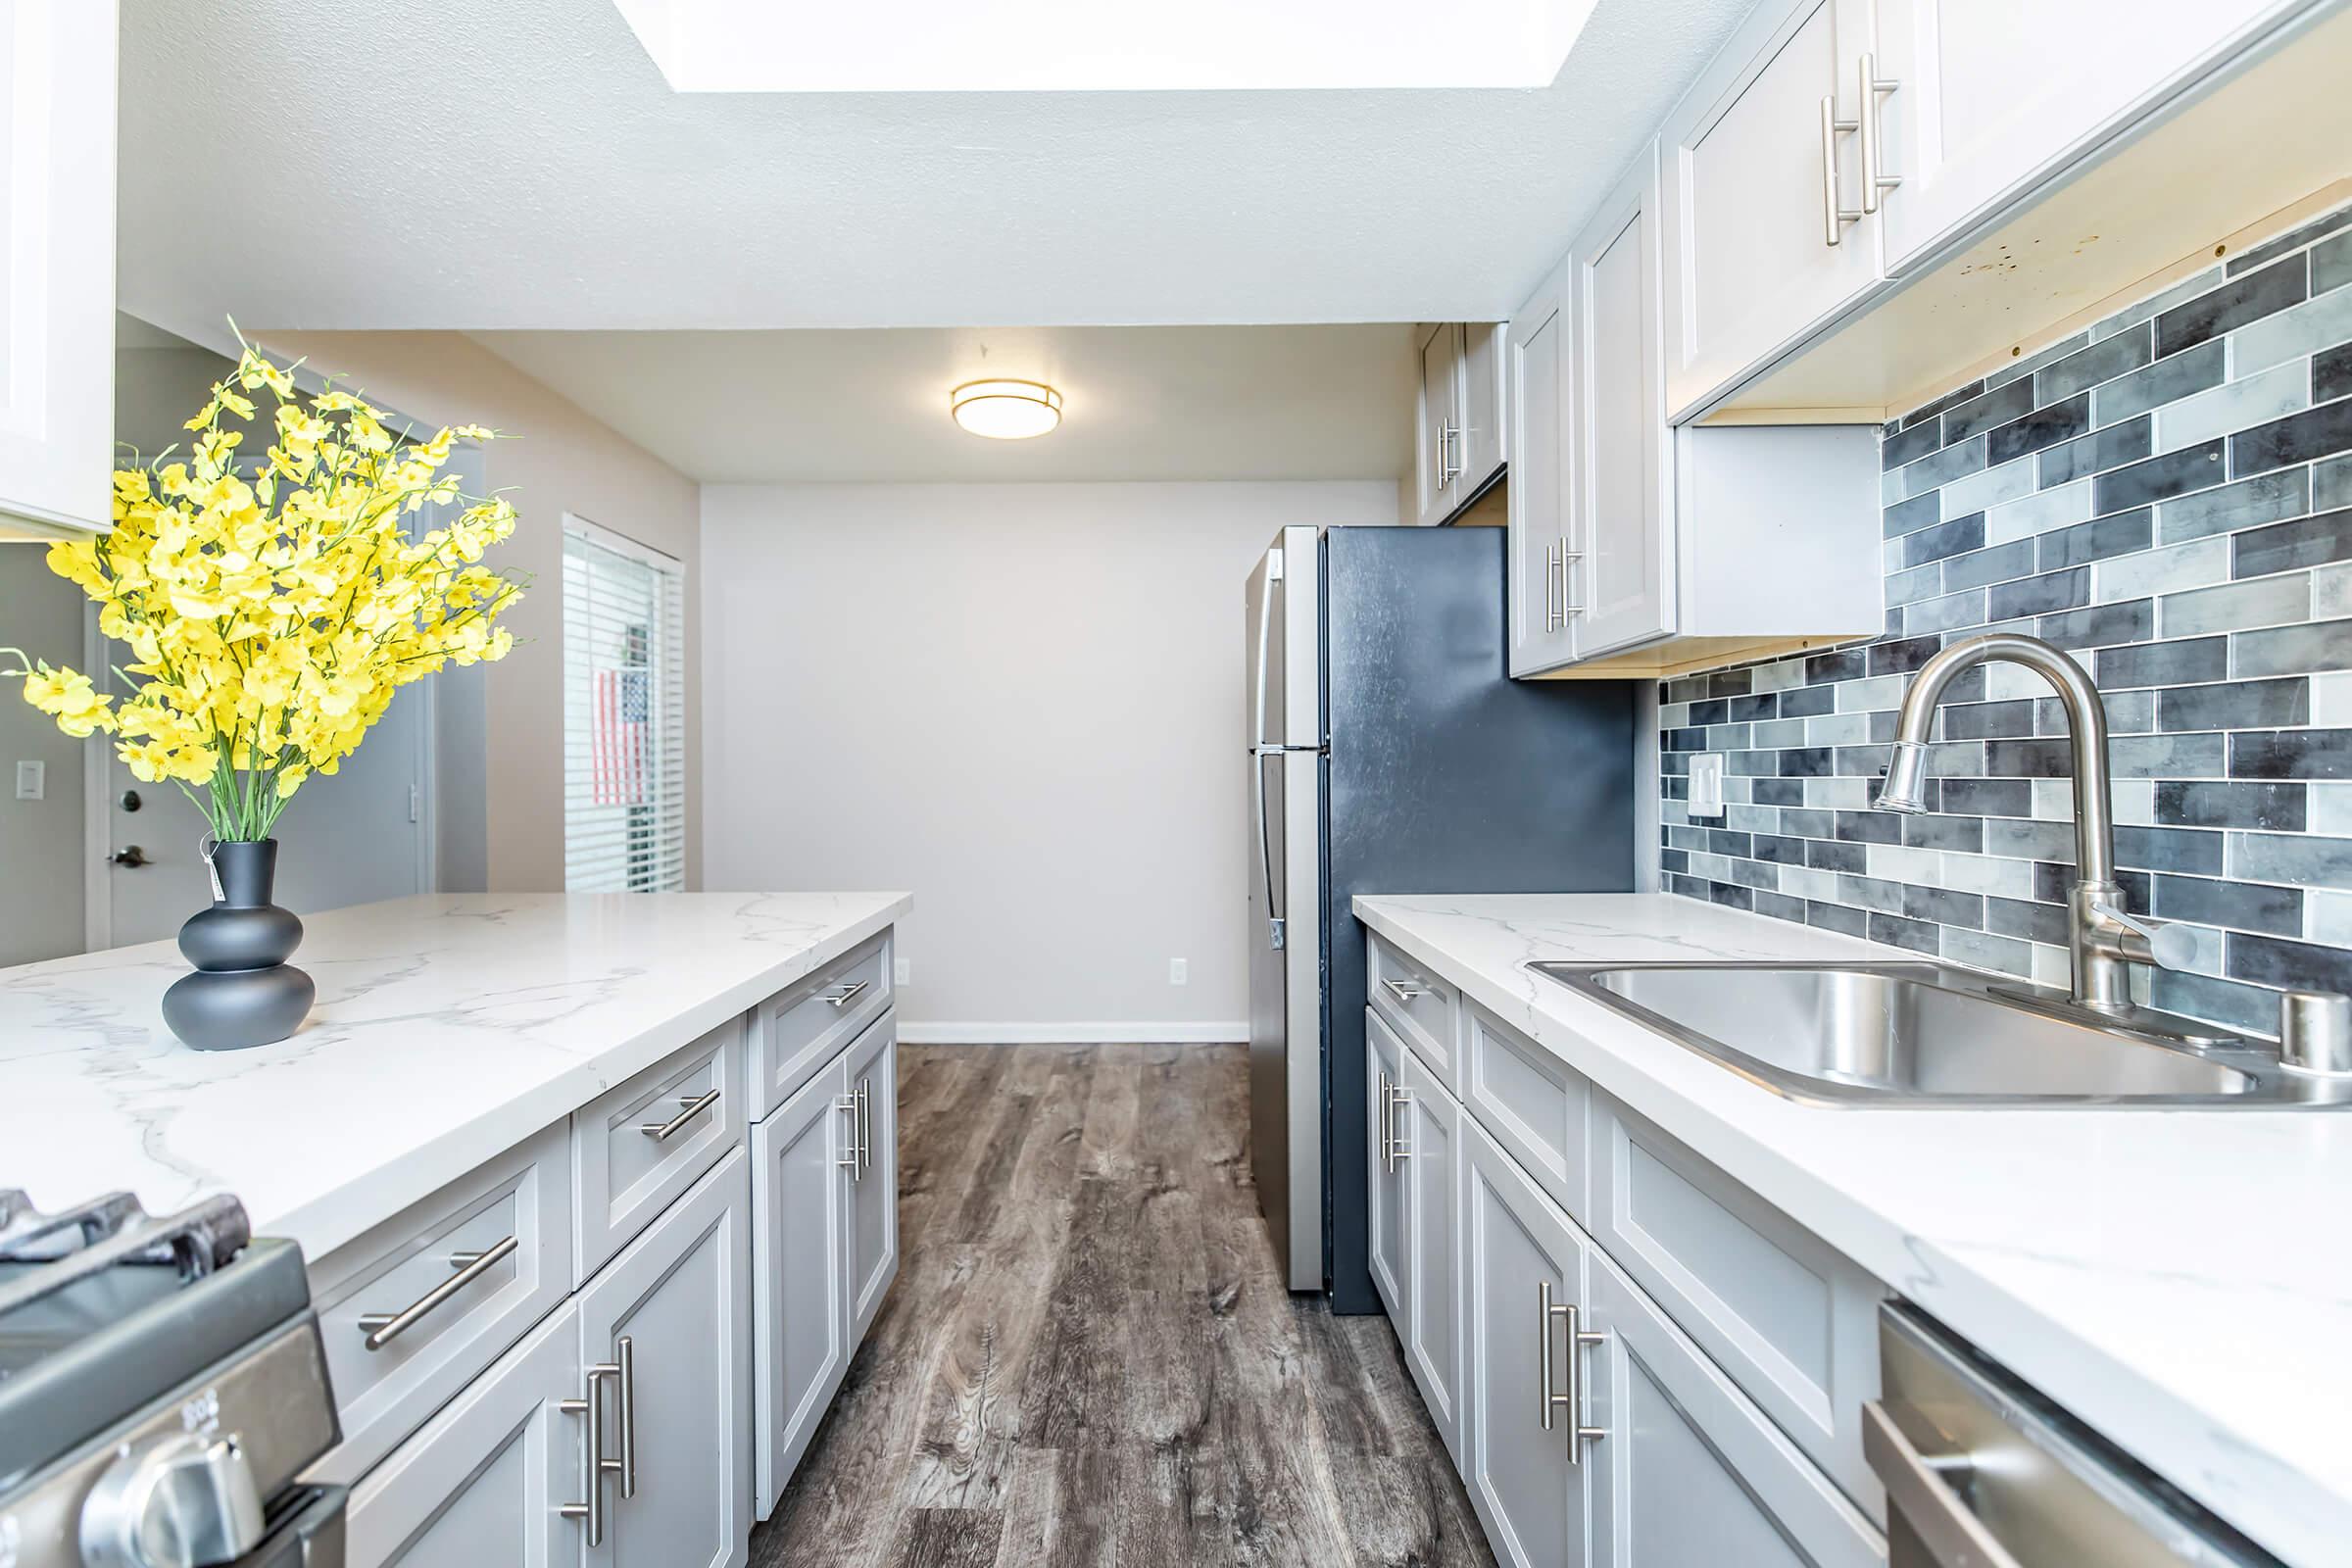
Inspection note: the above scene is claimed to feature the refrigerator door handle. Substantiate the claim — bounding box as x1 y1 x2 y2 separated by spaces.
1251 560 1285 947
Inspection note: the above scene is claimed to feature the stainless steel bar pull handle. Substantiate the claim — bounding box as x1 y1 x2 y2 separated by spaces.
857 1077 873 1176
837 1094 861 1172
820 979 869 1009
640 1087 721 1141
1820 95 1862 246
559 1360 621 1545
614 1336 638 1499
1558 537 1583 618
1377 1069 1394 1173
1858 53 1901 213
357 1233 519 1350
1544 540 1562 633
1386 1084 1411 1167
1381 977 1428 1004
1539 1283 1607 1458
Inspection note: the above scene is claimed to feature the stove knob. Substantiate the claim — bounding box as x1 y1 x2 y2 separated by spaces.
78 1433 266 1568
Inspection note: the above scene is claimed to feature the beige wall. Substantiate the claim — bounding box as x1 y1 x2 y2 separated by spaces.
699 480 1396 1038
260 333 702 892
0 546 89 964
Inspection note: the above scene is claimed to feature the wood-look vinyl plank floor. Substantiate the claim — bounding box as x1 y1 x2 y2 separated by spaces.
748 1043 1494 1568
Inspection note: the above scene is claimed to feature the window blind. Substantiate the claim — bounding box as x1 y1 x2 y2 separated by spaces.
563 517 686 893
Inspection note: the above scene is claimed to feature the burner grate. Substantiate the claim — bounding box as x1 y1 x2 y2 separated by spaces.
0 1189 251 1320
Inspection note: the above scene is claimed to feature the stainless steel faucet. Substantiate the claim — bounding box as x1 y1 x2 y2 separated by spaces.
1875 633 2194 1014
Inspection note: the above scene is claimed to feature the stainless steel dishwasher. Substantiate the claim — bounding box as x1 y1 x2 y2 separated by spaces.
1865 1303 2282 1567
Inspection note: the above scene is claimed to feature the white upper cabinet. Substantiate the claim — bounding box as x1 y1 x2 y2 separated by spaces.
1565 145 1673 663
1505 271 1574 677
0 1 118 535
1872 0 2299 273
1659 0 1881 422
1413 321 1507 525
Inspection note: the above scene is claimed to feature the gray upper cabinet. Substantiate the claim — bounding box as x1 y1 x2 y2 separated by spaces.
344 1301 583 1568
1586 1246 1884 1568
751 1059 853 1518
578 1149 754 1568
1505 270 1576 677
1415 322 1508 525
1460 1113 1595 1568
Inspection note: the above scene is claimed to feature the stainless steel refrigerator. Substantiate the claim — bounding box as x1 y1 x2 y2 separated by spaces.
1247 523 1635 1310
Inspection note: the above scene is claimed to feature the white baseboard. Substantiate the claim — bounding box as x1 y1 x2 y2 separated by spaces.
897 1021 1249 1045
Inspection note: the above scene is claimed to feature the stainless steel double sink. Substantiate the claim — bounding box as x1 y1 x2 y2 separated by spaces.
1531 960 2352 1107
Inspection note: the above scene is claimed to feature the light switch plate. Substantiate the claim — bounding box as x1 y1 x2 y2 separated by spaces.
1689 753 1726 820
894 956 911 987
1169 957 1188 986
13 760 43 801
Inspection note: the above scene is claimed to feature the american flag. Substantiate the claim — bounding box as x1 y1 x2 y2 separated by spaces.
592 663 650 806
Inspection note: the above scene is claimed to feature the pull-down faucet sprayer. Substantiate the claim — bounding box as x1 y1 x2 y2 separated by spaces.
1877 633 2195 1014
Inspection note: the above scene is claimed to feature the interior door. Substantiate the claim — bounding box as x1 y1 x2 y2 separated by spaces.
751 1064 851 1518
1365 1013 1406 1322
1462 1115 1593 1568
1569 146 1675 662
1659 0 1880 420
343 1300 581 1568
844 1012 899 1339
1399 1045 1465 1466
579 1149 752 1568
1875 0 2288 273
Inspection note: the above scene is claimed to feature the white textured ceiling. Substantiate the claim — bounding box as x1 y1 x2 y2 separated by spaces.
118 0 1751 336
466 324 1419 482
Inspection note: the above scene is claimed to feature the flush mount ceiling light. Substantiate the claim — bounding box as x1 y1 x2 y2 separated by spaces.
951 379 1063 440
609 0 1601 91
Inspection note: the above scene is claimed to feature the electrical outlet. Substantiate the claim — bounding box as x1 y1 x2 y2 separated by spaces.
894 956 911 987
1169 957 1189 986
13 760 43 801
1689 753 1727 820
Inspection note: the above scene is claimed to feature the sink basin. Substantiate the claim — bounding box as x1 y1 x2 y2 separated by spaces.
1530 961 2350 1107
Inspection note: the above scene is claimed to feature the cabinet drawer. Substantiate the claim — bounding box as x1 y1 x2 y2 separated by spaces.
750 930 893 1119
573 1013 748 1282
1367 933 1458 1091
1461 1001 1590 1226
307 1121 572 1485
1591 1092 1886 1522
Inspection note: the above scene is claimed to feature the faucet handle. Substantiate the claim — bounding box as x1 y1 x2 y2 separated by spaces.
2280 990 2352 1076
2087 899 2197 971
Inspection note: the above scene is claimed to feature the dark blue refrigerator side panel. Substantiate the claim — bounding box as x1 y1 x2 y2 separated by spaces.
1320 525 1635 1314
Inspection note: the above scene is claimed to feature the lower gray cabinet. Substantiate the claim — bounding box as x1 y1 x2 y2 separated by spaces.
344 1300 582 1568
576 1147 753 1568
751 1008 901 1517
1586 1244 1882 1568
1397 1043 1464 1464
1461 1114 1595 1568
844 1013 899 1340
751 1060 852 1517
1365 1012 1407 1320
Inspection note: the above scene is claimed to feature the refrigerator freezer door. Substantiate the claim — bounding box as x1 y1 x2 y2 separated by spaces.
1247 528 1325 1292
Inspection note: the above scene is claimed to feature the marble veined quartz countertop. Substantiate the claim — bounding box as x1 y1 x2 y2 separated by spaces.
1352 893 2352 1568
0 892 907 1259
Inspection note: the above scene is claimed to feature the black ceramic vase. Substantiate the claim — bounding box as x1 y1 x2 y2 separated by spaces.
160 839 316 1051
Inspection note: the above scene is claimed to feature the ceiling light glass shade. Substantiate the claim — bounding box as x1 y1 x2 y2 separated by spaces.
951 379 1063 439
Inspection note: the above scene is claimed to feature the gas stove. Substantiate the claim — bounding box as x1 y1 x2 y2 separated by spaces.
0 1190 344 1567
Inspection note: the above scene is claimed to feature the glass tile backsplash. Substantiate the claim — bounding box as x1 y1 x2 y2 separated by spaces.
1658 201 2352 1034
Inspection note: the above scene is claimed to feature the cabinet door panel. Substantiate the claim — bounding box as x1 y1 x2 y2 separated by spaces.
1365 1009 1407 1321
1506 284 1576 676
1570 146 1673 662
580 1150 753 1568
1661 0 1879 419
1417 324 1462 524
844 1012 900 1339
1876 0 2287 271
0 0 116 533
1461 1116 1591 1568
1459 322 1507 492
752 1064 853 1517
1399 1046 1464 1465
1588 1248 1884 1568
344 1301 580 1568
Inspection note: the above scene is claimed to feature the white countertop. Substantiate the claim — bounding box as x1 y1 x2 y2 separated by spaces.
0 891 908 1259
1352 893 2351 1568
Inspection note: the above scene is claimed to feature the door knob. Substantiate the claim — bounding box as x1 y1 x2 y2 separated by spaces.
108 845 151 867
121 788 143 812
